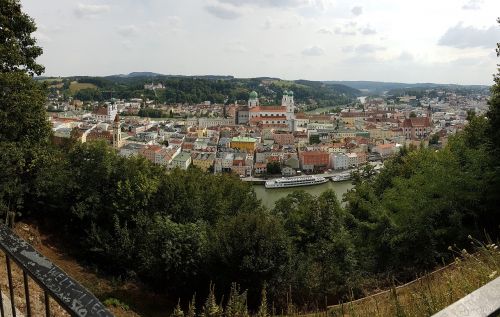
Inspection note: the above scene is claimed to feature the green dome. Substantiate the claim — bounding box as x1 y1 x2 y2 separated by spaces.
288 90 294 96
283 90 289 96
249 91 258 99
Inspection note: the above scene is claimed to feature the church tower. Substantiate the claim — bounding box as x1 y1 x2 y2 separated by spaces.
282 90 296 132
112 113 122 149
248 91 259 108
282 90 295 113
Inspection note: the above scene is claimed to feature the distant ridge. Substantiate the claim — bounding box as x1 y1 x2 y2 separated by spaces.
325 80 490 94
106 72 235 80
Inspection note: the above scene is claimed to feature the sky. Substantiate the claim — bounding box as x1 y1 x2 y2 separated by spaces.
21 0 500 85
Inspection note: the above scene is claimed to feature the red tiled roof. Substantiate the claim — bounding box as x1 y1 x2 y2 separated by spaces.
92 107 108 116
249 106 286 112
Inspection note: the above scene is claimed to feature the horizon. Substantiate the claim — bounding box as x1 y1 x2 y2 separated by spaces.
37 72 493 87
22 0 500 86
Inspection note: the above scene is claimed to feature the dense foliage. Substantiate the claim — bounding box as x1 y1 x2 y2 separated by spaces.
0 0 51 223
45 75 360 106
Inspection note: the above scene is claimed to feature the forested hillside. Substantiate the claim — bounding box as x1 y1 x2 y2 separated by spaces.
41 75 360 106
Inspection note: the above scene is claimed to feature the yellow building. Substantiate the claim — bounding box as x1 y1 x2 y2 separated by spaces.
192 153 215 171
230 136 257 153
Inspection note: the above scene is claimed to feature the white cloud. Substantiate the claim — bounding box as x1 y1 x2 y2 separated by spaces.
335 22 358 36
354 44 386 54
74 3 110 19
317 28 333 35
225 42 248 53
165 16 182 27
302 46 324 56
462 0 483 10
398 51 414 61
351 6 363 16
205 4 242 19
117 25 140 37
360 26 377 35
438 23 500 49
218 0 308 8
262 17 273 30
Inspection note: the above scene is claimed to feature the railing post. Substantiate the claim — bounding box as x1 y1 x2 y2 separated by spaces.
5 256 16 317
44 291 50 317
23 271 31 317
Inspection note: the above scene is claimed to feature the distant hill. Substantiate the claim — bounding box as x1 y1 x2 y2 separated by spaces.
325 81 490 95
45 74 361 106
107 73 235 80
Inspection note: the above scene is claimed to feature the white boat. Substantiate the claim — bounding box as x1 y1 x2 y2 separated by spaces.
265 175 328 189
331 172 351 182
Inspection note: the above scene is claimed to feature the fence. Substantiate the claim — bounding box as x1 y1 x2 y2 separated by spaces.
0 224 113 317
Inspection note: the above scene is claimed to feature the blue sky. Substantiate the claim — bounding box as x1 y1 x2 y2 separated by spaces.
22 0 500 84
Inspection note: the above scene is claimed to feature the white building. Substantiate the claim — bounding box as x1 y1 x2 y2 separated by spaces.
170 151 192 170
331 153 349 170
92 104 117 122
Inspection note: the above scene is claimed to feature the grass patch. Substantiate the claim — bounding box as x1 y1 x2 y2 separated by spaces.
269 79 309 89
69 81 97 93
326 238 500 317
104 298 130 311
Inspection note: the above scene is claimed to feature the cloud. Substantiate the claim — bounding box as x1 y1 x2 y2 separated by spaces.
351 6 363 16
205 4 242 19
398 51 414 61
165 16 182 27
317 28 333 35
462 0 483 10
342 44 385 55
74 3 110 19
342 46 354 53
225 42 248 53
117 25 139 37
262 17 273 29
360 26 377 35
438 23 500 49
218 0 308 8
334 21 358 36
302 46 324 56
354 44 386 54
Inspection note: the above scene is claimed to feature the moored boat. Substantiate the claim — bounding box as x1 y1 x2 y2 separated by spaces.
331 172 351 182
265 175 328 189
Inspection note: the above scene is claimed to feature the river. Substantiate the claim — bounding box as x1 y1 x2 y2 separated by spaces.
253 180 353 209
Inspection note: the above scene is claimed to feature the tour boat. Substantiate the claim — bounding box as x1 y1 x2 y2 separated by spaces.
331 172 351 182
265 175 328 189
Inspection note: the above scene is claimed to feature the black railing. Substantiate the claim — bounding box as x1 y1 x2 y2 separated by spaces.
0 224 113 317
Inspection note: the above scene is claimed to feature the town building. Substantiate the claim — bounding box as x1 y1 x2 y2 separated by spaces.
248 91 296 131
92 104 117 122
230 136 257 153
299 150 330 171
170 151 192 170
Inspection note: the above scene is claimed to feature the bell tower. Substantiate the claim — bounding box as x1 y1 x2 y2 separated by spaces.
112 114 122 148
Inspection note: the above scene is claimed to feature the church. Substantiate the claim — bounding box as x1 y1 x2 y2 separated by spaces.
247 90 296 131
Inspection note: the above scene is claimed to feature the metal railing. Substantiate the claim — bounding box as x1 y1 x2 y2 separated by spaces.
432 276 500 317
0 224 114 317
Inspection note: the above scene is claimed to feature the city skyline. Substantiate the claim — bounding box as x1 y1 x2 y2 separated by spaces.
22 0 500 85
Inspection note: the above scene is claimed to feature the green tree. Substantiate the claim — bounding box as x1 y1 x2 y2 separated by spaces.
209 211 291 307
0 0 44 75
0 0 51 222
266 162 281 175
